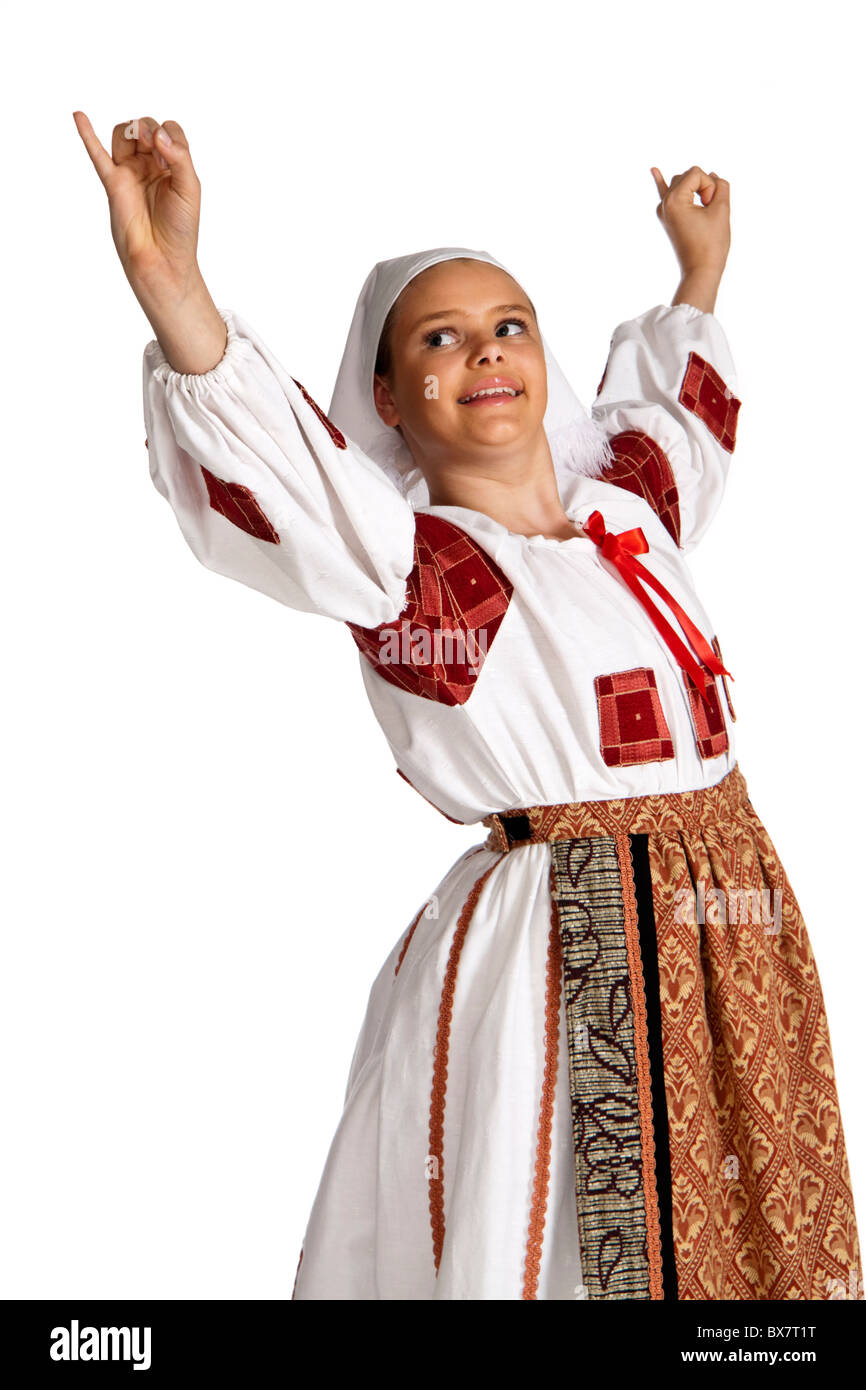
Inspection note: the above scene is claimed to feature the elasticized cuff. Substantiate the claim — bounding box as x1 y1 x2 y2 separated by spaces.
669 300 710 319
144 308 253 392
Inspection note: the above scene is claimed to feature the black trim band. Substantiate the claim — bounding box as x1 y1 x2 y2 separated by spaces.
629 831 679 1301
501 813 532 844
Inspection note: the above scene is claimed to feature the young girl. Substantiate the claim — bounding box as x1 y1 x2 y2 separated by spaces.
75 111 862 1302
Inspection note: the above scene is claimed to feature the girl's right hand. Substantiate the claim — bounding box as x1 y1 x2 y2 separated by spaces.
73 112 202 306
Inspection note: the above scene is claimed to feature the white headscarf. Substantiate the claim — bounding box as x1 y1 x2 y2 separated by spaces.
328 245 615 510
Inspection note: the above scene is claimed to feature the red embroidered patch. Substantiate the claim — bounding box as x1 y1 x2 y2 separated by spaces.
683 665 730 758
347 514 513 705
199 464 280 544
711 634 736 722
601 429 682 546
291 378 347 450
678 352 740 452
594 667 675 767
394 900 427 977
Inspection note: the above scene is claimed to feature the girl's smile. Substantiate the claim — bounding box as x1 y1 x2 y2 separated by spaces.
457 375 524 406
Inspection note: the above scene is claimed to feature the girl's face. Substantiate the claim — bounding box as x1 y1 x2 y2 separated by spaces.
373 259 548 477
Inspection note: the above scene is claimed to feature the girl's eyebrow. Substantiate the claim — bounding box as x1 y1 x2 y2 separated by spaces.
410 302 534 332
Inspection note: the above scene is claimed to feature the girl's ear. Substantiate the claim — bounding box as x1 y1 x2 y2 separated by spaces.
373 372 400 428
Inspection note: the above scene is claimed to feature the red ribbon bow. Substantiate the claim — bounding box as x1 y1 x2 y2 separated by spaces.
583 509 734 709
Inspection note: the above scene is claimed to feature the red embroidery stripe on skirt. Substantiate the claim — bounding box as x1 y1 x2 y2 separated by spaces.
395 902 427 977
428 857 503 1274
290 1245 303 1300
522 866 563 1299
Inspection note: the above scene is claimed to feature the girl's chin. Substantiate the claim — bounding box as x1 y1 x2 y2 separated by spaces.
455 423 536 448
411 419 543 462
452 409 537 434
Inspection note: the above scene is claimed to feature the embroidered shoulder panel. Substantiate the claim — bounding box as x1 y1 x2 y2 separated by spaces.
602 429 682 547
347 513 514 705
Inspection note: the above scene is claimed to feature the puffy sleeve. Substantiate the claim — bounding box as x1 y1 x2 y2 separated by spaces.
590 302 741 553
142 308 417 626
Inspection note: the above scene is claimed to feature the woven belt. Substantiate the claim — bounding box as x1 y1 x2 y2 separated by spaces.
481 764 749 852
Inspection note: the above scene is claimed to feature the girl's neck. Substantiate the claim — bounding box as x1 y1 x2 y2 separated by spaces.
424 459 580 541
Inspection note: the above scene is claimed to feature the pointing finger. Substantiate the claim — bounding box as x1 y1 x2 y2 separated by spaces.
72 111 115 188
650 166 668 199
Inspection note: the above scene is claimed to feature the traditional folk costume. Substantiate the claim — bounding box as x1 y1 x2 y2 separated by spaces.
142 247 862 1301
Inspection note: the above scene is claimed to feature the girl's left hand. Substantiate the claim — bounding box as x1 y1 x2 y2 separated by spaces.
650 166 731 279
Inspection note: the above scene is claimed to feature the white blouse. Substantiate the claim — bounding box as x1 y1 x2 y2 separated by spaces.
142 301 741 823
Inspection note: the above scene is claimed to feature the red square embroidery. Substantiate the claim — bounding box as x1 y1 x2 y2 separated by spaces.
199 464 280 544
683 666 729 758
678 352 741 452
594 667 674 767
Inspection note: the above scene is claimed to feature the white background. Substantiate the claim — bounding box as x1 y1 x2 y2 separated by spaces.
3 0 863 1298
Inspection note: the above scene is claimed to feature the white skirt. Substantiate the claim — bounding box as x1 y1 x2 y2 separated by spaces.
291 838 584 1300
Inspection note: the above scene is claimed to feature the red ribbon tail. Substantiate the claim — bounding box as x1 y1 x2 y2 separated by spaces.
590 511 736 716
613 562 709 691
619 556 725 712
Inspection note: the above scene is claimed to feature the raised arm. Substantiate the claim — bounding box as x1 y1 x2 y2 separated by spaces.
652 165 731 317
590 168 740 554
73 112 228 372
74 111 415 624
